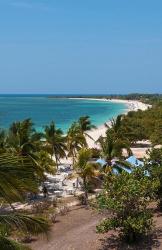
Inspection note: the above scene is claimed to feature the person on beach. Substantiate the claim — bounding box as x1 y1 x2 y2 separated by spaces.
42 185 48 198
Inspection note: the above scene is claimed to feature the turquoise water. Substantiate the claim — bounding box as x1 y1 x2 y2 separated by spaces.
0 96 127 132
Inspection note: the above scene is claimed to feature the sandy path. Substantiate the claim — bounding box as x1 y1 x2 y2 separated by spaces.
30 204 162 250
31 206 104 250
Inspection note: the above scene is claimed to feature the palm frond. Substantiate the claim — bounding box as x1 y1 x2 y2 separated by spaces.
0 214 50 235
0 153 38 202
115 159 132 169
0 236 31 250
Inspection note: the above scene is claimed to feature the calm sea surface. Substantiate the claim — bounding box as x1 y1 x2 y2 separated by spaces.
0 96 127 132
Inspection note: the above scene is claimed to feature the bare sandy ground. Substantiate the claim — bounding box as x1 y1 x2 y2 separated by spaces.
30 206 105 250
30 204 162 250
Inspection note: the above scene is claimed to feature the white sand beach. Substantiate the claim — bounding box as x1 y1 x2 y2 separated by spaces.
86 99 151 148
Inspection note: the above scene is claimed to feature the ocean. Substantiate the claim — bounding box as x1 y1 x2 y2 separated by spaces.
0 95 127 132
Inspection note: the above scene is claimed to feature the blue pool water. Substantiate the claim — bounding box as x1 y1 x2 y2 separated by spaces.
0 95 127 132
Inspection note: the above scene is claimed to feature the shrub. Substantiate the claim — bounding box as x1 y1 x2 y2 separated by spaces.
145 148 162 209
96 169 159 243
31 200 52 214
90 148 101 158
77 194 87 205
59 205 69 216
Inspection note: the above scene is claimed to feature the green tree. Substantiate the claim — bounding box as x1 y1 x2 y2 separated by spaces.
0 129 6 153
150 122 162 145
0 153 50 250
6 119 42 157
44 121 67 168
6 119 54 180
106 115 123 135
75 148 98 205
97 115 132 170
145 148 162 209
106 114 134 143
118 101 162 144
97 169 159 243
97 130 132 173
67 122 86 164
35 150 56 178
118 112 147 143
78 116 96 140
145 147 162 166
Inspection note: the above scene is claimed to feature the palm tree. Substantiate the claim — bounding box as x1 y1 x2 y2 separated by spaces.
78 116 96 140
0 129 6 153
35 150 56 177
0 153 50 250
6 119 42 157
106 114 137 144
67 122 86 165
97 131 132 173
44 121 67 168
110 114 123 133
0 153 38 203
75 148 98 205
105 114 130 140
6 119 55 179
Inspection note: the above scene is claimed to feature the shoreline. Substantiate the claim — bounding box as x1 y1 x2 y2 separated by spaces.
82 98 151 148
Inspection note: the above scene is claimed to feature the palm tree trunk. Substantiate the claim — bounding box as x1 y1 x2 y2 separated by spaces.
72 151 75 166
55 154 59 170
106 156 112 166
83 177 88 205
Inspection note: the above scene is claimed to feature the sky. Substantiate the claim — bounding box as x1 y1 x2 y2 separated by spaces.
0 0 162 94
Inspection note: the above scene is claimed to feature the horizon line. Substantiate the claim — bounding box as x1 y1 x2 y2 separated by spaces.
0 93 161 95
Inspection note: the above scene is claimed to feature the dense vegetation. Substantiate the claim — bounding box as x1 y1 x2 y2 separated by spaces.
145 148 162 208
0 153 50 250
119 101 162 145
97 168 159 242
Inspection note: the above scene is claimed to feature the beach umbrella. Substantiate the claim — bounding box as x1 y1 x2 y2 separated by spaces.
126 155 144 167
96 158 107 167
